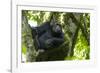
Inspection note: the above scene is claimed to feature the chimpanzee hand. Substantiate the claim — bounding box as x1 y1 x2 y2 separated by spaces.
45 39 54 48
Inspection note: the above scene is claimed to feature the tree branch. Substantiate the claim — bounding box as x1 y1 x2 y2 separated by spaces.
69 13 90 45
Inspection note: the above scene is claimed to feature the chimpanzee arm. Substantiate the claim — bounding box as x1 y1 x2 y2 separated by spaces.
36 22 51 36
45 33 64 48
45 38 64 49
52 37 64 45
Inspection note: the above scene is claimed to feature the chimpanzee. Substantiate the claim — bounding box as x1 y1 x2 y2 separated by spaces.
30 16 64 51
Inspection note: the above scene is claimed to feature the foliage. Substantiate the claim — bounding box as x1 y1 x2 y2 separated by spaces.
22 10 90 62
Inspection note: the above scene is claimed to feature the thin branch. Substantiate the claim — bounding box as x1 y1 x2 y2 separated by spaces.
69 13 89 45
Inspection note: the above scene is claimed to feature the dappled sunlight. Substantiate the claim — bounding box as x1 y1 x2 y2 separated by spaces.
28 20 38 27
22 10 90 62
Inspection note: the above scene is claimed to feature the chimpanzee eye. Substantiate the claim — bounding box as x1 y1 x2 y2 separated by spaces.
56 26 60 30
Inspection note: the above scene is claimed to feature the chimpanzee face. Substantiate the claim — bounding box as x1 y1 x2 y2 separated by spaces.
52 24 62 34
52 24 61 33
50 16 62 35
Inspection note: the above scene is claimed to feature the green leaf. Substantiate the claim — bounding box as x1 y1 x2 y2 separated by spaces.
22 44 27 55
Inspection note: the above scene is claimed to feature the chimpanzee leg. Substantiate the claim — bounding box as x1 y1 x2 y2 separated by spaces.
31 22 50 37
